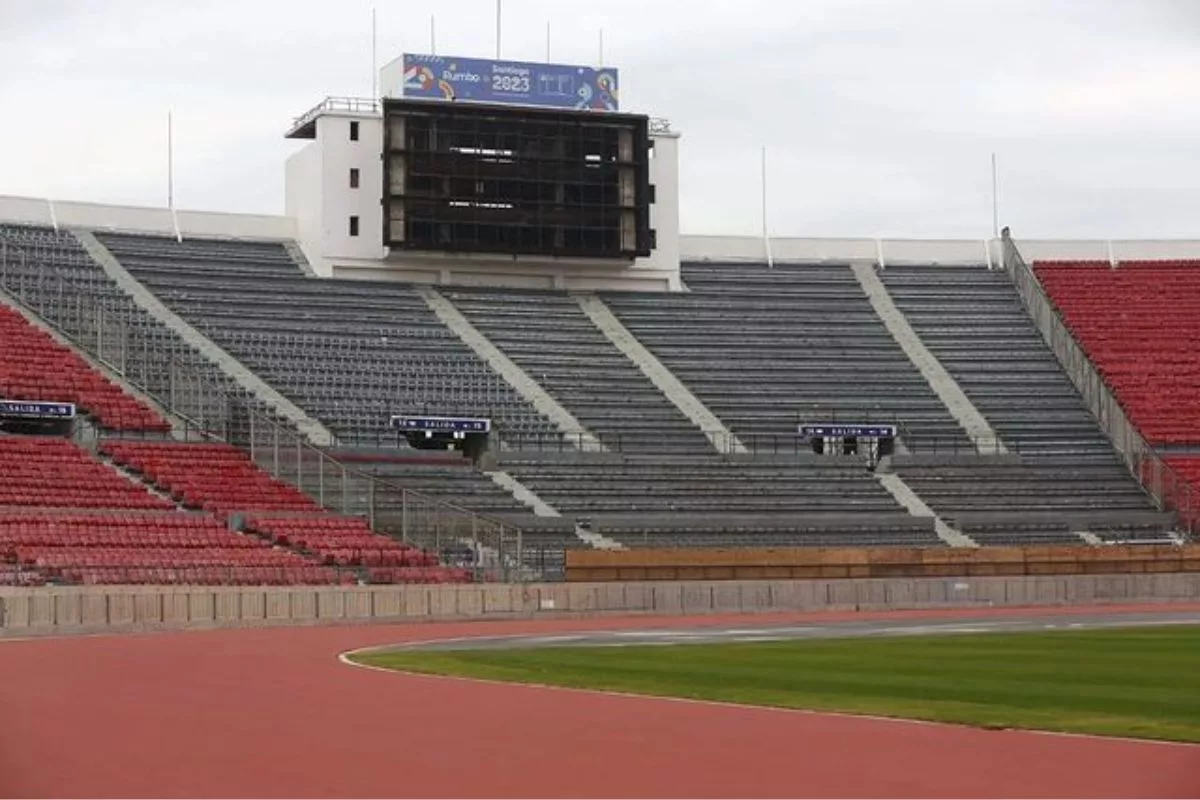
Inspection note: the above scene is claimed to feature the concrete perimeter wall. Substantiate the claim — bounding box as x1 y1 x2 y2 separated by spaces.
3 574 1200 637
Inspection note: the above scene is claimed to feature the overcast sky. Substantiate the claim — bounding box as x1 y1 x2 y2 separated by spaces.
1 0 1197 239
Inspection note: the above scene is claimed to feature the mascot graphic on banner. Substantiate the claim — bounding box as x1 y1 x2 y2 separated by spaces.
576 70 618 111
404 63 455 100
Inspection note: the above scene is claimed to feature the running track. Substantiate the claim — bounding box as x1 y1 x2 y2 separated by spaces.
2 604 1199 798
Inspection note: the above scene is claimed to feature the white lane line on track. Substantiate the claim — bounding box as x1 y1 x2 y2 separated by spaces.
522 635 587 645
337 645 1200 750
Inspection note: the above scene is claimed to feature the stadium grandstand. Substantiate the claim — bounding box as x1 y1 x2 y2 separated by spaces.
0 50 1198 592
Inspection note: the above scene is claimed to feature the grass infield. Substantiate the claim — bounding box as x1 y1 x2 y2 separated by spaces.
353 625 1200 743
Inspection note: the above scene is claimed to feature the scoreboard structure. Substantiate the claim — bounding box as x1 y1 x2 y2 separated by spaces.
382 98 653 261
285 51 680 290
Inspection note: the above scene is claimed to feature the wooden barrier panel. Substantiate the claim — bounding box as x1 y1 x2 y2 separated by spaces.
566 545 1200 582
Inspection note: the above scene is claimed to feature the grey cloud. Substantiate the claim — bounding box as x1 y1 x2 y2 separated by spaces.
0 0 1196 238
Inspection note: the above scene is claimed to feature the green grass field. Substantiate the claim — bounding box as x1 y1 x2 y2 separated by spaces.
353 625 1200 743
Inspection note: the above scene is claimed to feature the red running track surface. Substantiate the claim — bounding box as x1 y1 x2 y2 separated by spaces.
1 605 1199 799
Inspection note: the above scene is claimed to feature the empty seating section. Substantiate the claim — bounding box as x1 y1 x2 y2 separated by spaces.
0 306 168 431
446 289 712 453
98 440 464 581
0 436 171 510
893 455 1173 546
96 232 558 445
100 440 320 516
501 454 941 547
602 262 970 450
245 515 469 583
1036 260 1200 445
0 224 288 437
0 508 341 587
881 267 1118 456
878 266 1162 541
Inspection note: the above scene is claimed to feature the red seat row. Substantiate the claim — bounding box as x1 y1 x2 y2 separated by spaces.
1036 261 1200 445
58 566 353 586
367 566 473 584
0 436 173 510
246 514 441 569
0 307 170 432
14 546 313 569
100 440 321 515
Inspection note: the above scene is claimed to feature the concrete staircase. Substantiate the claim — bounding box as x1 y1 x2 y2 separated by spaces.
875 470 977 547
419 286 605 451
852 262 1007 455
485 469 561 518
575 294 747 455
73 230 335 446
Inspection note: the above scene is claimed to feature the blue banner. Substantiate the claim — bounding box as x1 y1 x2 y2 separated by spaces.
0 400 76 419
402 54 619 111
800 423 897 439
390 415 491 434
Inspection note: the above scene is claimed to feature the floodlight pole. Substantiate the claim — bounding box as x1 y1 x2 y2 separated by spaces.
762 145 774 268
599 28 605 65
991 152 999 238
496 0 502 58
167 110 174 210
546 20 551 61
370 7 378 99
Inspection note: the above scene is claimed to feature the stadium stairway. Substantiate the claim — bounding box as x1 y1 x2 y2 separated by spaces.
92 231 562 447
417 285 604 450
60 228 1177 550
74 230 335 446
439 287 716 454
877 264 1170 544
851 263 1006 454
0 223 303 447
98 440 467 583
573 293 746 454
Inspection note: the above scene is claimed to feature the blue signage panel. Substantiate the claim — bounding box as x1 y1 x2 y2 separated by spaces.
390 415 491 434
800 423 897 439
0 400 76 419
402 54 619 111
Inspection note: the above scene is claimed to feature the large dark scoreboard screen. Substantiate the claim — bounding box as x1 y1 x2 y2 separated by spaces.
382 98 654 260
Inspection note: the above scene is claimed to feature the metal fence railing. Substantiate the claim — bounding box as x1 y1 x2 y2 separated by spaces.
1001 231 1196 537
0 233 540 581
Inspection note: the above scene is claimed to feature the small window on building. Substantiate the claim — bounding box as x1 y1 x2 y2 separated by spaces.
349 168 360 189
349 215 360 237
349 121 360 141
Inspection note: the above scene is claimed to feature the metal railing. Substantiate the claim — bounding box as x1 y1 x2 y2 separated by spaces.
0 233 541 580
1001 231 1196 537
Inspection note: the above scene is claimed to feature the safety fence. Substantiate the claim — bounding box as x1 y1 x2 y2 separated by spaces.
0 232 540 581
1002 233 1198 535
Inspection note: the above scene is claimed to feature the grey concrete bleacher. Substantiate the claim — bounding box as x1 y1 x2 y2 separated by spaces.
602 262 971 451
445 288 713 454
0 224 284 434
881 265 1121 456
500 452 941 548
878 266 1167 543
95 233 559 446
891 453 1173 545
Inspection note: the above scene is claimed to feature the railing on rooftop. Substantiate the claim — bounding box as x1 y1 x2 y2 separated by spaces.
1001 231 1196 538
286 96 382 138
0 232 544 582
